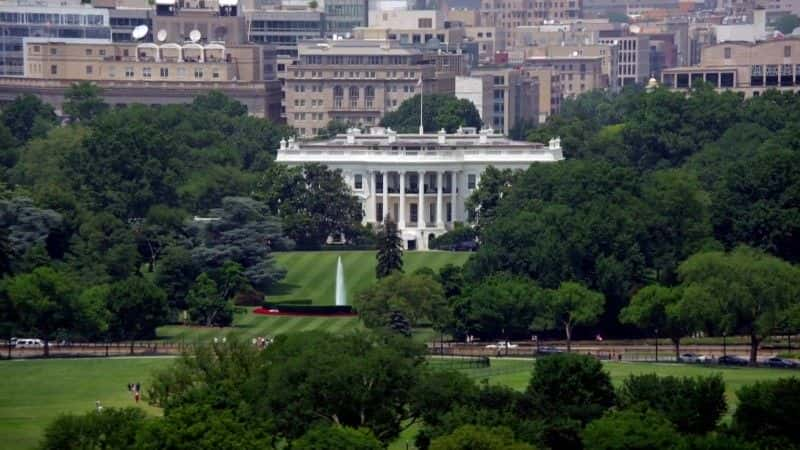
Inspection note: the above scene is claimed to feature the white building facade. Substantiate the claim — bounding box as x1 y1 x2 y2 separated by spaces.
276 127 564 250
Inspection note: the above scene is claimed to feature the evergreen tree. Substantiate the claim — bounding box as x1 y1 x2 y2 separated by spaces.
389 310 412 337
0 227 13 276
375 216 403 278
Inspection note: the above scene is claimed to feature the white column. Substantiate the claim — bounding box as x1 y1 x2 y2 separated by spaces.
398 170 406 228
436 171 444 227
418 171 424 228
369 170 377 224
451 171 458 223
382 171 389 222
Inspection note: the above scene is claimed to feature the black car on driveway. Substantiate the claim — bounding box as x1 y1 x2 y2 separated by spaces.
718 355 749 366
764 357 798 368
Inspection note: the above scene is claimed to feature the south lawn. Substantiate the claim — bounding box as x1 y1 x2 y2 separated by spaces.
156 250 469 342
1 356 795 450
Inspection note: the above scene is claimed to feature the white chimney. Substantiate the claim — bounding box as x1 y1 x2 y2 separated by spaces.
437 128 446 144
346 128 356 144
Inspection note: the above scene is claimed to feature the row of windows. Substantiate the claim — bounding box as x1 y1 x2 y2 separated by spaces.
46 64 221 79
250 20 322 32
299 55 414 65
1 25 110 39
0 12 105 26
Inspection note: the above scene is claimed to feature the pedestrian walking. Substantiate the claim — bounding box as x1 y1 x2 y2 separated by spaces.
95 400 103 412
134 390 140 403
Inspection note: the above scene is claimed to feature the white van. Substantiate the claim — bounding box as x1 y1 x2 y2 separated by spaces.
15 338 44 348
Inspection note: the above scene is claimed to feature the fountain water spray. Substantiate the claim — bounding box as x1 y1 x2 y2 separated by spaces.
335 256 346 306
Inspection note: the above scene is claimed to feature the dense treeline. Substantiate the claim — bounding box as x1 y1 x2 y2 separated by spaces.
455 86 800 344
0 86 363 347
40 334 800 450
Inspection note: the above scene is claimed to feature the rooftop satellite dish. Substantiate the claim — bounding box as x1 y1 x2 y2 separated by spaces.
132 24 149 41
157 29 167 42
189 29 201 43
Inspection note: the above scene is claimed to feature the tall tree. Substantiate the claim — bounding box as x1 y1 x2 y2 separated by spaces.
258 164 362 249
62 82 108 122
154 245 199 311
69 212 140 284
132 205 186 273
375 217 403 278
678 246 800 364
380 94 481 133
186 273 233 327
532 282 604 352
354 272 446 329
465 166 516 231
0 227 13 276
620 285 698 361
1 94 56 143
106 277 169 347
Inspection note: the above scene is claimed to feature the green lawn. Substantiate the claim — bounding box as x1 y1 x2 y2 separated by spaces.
268 250 470 305
0 358 173 450
0 356 796 450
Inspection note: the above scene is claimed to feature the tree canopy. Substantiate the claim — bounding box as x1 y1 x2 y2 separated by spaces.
380 94 481 133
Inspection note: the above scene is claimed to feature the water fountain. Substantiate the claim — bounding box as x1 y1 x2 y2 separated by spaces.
335 256 347 306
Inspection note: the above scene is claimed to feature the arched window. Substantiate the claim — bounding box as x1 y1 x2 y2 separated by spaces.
333 85 343 108
349 86 359 108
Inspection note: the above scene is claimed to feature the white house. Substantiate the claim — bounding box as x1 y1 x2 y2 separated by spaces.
276 127 564 250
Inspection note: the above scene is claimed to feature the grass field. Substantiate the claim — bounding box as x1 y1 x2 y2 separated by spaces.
2 356 796 450
157 250 469 342
268 250 471 305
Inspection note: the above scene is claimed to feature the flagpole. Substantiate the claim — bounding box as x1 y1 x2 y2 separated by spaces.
418 74 424 135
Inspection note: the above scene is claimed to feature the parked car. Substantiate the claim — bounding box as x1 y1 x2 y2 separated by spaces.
485 341 519 349
718 355 748 366
452 240 479 252
14 338 44 348
680 353 712 363
537 346 564 355
764 357 798 368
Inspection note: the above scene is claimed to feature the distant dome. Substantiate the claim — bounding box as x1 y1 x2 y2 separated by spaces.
646 76 659 91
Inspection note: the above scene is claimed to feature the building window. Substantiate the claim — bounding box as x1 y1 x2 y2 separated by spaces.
785 46 791 58
212 69 220 79
376 203 383 222
194 68 203 79
467 174 476 190
142 67 151 78
410 203 418 222
493 75 504 85
50 48 57 55
724 47 731 59
85 65 93 75
446 202 452 222
85 48 92 56
418 18 432 28
99 49 105 56
32 45 40 53
125 67 134 78
160 67 169 77
354 174 363 190
334 85 343 108
50 64 57 75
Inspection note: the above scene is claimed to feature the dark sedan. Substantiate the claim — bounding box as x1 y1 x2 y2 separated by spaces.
764 357 798 368
718 355 749 366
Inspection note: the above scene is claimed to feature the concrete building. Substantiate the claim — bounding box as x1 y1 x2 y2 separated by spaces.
0 4 112 76
661 38 800 96
247 10 325 57
324 0 368 35
468 66 538 133
479 0 582 30
714 8 768 43
525 43 618 88
357 10 467 47
756 0 800 16
526 54 607 97
521 65 561 122
581 0 679 18
464 26 505 63
276 127 564 249
283 39 451 137
454 75 491 121
599 32 650 86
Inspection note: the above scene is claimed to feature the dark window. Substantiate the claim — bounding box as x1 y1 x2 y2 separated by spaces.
724 47 731 58
354 174 363 189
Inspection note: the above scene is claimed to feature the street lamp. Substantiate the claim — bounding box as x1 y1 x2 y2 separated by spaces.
722 332 727 357
655 328 659 362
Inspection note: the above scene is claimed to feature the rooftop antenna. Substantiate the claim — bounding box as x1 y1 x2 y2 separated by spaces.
157 29 167 42
189 29 201 43
132 24 148 41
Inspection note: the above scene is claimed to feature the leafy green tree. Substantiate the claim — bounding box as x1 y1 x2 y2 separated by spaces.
63 82 108 122
69 212 140 283
617 374 727 434
582 409 682 450
0 197 63 261
465 166 515 230
430 425 536 450
135 404 274 450
186 273 233 327
132 205 186 272
532 282 604 352
409 369 477 427
0 227 13 276
438 264 465 299
258 163 362 249
774 14 800 34
256 331 425 443
191 90 248 117
186 197 288 292
732 377 800 450
451 274 542 340
292 425 383 450
316 119 350 140
5 267 88 355
1 94 56 143
375 217 403 278
214 260 250 301
106 277 169 344
388 310 412 336
526 353 615 424
154 246 199 311
429 224 477 250
354 272 446 329
678 247 800 364
380 94 481 133
620 285 698 361
40 407 147 450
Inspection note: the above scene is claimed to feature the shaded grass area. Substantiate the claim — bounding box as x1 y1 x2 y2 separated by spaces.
268 250 470 306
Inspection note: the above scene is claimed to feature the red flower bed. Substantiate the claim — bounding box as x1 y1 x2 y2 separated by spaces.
253 307 357 317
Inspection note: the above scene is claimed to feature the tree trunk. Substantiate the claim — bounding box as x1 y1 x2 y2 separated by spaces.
44 338 49 357
130 340 135 355
673 338 680 362
749 334 760 365
565 324 572 352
